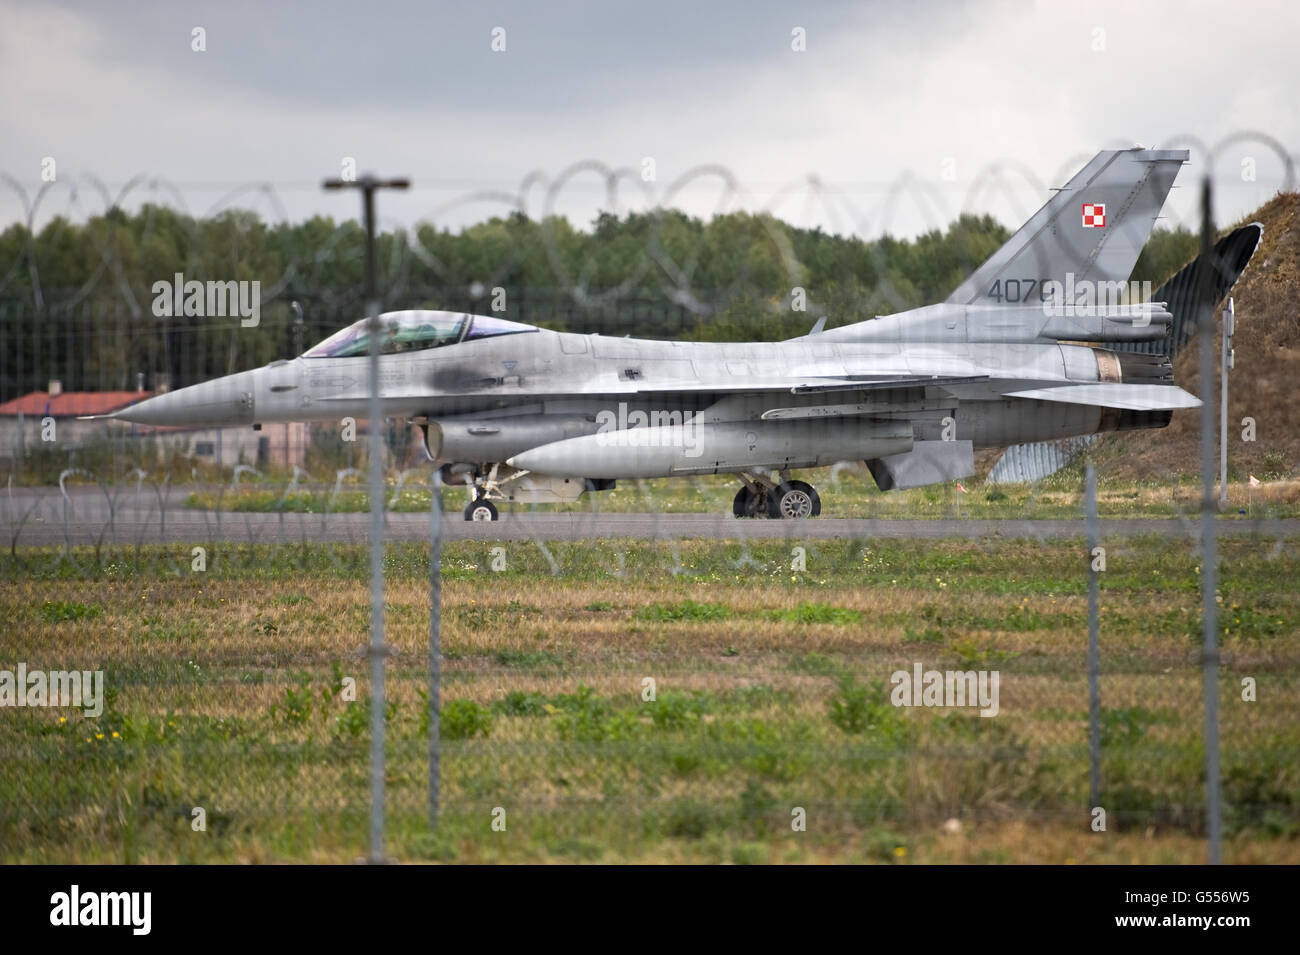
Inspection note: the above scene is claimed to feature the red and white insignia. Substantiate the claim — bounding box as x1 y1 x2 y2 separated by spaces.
1082 203 1106 228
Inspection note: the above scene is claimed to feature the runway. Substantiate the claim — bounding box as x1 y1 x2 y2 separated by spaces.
4 485 1297 547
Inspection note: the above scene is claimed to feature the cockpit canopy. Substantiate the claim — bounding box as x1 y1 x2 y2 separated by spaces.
302 310 537 359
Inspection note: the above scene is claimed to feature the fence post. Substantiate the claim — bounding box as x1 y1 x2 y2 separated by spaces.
1220 297 1233 507
1197 176 1223 864
365 292 387 865
321 174 411 865
429 469 443 827
1086 461 1101 812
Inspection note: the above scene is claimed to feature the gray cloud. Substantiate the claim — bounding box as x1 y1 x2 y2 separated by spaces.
1 0 1295 238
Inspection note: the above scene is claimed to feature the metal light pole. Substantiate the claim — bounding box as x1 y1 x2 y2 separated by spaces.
290 301 305 468
1220 297 1234 507
322 174 410 864
290 300 305 359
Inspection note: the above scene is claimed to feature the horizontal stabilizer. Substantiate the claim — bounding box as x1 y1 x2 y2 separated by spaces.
1005 383 1200 411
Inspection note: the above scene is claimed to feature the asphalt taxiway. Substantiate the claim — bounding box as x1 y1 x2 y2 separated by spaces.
4 486 1296 547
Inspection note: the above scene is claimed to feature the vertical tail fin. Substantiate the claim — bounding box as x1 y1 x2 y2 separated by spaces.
946 148 1187 305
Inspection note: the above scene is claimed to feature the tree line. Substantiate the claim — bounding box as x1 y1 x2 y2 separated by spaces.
0 204 1198 400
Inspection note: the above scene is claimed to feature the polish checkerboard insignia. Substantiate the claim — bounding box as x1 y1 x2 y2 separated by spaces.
1082 203 1106 227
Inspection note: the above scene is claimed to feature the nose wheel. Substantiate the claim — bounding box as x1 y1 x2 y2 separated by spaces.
464 497 499 522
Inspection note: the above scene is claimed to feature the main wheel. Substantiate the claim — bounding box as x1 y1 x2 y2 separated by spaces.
464 498 499 522
733 486 752 518
733 485 778 518
774 480 821 518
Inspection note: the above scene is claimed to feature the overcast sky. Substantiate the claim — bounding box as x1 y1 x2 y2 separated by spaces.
1 0 1296 239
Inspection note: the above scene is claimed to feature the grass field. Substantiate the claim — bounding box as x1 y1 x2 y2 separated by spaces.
2 535 1297 863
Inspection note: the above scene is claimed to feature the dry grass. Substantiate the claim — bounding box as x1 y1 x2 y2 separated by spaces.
2 536 1297 863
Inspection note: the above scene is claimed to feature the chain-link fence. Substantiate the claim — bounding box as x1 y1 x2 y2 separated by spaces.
2 143 1298 863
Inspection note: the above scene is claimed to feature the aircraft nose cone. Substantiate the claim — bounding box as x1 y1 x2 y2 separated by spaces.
112 370 258 426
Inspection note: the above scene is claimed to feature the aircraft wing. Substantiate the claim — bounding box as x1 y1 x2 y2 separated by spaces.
630 373 988 397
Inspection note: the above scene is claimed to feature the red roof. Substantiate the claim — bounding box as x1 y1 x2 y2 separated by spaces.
0 391 153 417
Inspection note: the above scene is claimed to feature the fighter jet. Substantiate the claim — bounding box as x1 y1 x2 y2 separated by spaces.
106 148 1240 521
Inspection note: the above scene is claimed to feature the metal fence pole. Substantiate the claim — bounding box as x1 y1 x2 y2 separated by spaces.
1197 176 1223 864
1220 297 1233 507
1086 461 1101 811
429 469 443 827
322 174 410 864
365 290 386 864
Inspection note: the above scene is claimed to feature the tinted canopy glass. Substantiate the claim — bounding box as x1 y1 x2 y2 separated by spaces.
302 310 535 358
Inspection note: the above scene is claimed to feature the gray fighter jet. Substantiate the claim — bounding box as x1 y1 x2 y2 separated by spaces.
107 148 1222 520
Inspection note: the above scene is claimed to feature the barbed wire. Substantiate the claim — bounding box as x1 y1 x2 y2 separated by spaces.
1 131 1294 324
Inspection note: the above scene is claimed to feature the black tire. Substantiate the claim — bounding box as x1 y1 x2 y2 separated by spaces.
733 486 749 517
733 485 779 518
464 499 499 522
774 480 821 518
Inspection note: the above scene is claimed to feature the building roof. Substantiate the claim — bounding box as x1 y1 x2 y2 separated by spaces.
0 391 153 417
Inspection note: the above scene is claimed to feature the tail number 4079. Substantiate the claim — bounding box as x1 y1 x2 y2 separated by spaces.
987 279 1049 303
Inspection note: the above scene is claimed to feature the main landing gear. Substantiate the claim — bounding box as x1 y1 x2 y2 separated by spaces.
732 472 821 519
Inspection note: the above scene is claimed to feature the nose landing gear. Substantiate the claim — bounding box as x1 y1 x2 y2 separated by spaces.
464 497 499 522
460 463 509 522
